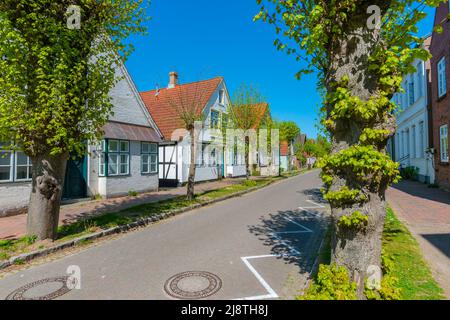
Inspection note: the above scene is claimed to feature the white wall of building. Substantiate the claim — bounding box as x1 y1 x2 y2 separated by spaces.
390 59 435 183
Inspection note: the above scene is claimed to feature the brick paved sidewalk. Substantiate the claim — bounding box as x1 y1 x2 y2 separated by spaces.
387 180 450 299
0 178 246 240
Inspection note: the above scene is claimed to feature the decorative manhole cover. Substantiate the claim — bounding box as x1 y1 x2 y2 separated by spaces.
164 271 222 299
6 276 72 300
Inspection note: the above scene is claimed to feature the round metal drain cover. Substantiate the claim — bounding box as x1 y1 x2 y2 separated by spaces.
164 271 222 299
6 276 72 300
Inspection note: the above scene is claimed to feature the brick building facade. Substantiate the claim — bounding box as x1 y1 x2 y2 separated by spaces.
430 3 450 189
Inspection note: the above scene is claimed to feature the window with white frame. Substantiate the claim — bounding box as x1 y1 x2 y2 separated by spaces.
219 89 225 105
419 121 424 158
417 62 424 99
99 139 130 176
438 57 447 98
141 142 158 174
412 125 416 158
404 80 409 107
211 110 220 129
15 151 32 181
0 144 32 183
409 76 415 105
440 125 449 162
0 149 13 182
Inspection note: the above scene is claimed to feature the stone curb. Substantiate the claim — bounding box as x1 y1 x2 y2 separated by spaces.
0 171 311 270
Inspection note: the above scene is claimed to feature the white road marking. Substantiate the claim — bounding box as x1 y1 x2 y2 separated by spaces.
235 201 324 300
282 215 313 233
305 199 325 208
235 255 279 300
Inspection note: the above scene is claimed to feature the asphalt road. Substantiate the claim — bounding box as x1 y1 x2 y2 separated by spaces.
0 171 329 300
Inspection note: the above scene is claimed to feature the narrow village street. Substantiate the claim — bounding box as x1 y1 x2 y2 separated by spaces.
0 171 328 300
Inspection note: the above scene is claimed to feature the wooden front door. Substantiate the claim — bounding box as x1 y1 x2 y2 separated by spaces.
63 155 88 200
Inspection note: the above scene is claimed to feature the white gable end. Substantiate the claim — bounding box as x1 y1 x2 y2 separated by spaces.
109 63 161 134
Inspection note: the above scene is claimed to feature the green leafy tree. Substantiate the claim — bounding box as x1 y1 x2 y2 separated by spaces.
255 0 444 297
227 84 267 178
279 121 300 143
295 135 331 166
0 0 148 240
168 81 206 201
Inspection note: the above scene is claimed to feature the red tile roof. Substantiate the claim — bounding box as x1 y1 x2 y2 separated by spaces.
140 77 223 140
251 103 269 129
280 140 289 156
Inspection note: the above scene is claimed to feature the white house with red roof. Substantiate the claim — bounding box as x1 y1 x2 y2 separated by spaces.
0 63 162 216
140 72 247 186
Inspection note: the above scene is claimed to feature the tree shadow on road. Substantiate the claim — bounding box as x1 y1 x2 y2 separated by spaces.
248 207 330 274
299 188 328 205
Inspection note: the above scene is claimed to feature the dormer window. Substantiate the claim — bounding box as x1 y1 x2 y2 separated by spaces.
219 89 225 105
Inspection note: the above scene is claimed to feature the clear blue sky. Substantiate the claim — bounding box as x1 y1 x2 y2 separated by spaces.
125 0 436 139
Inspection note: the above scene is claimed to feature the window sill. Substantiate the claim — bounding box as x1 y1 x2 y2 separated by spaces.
141 172 158 176
0 180 32 185
437 93 447 102
102 174 132 178
438 161 449 166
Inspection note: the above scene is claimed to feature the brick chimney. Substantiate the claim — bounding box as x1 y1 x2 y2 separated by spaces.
168 71 178 89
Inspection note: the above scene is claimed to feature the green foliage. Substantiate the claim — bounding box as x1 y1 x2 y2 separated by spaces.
279 121 300 142
295 135 331 166
0 0 149 157
400 166 419 180
128 190 138 197
365 274 402 300
319 145 400 206
299 264 357 300
324 187 365 206
254 0 443 208
228 84 267 131
338 211 369 229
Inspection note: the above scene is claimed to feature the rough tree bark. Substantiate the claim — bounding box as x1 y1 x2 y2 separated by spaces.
27 152 69 241
186 128 196 201
326 4 394 298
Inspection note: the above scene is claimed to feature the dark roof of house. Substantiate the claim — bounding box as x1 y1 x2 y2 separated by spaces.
102 121 161 142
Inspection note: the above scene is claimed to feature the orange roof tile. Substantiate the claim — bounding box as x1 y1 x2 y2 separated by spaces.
140 77 223 140
280 140 289 156
251 103 269 129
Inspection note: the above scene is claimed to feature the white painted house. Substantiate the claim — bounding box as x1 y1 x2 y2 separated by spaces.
388 41 435 184
0 63 162 216
140 73 248 187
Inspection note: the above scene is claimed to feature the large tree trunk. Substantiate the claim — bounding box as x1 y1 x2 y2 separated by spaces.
327 3 393 298
186 128 196 201
27 152 68 241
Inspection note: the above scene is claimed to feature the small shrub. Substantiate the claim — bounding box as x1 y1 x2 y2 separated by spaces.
91 194 103 200
365 275 401 300
13 259 25 265
400 166 419 180
0 239 13 249
24 235 37 246
428 183 439 189
128 190 138 197
298 264 357 300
